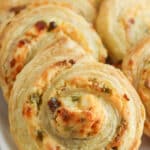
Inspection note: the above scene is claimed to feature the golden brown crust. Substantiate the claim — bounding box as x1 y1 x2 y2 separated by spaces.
0 0 96 24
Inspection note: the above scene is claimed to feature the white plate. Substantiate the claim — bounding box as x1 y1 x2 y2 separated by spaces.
0 90 149 150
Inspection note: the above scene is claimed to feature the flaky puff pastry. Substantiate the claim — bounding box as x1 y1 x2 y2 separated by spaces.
96 0 150 63
0 0 96 44
0 0 96 26
9 37 145 150
122 38 150 136
0 4 107 101
0 0 97 51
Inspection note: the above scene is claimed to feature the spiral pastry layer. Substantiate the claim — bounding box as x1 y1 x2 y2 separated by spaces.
0 1 97 48
9 36 145 150
96 0 150 62
0 0 96 27
0 4 107 101
122 37 150 136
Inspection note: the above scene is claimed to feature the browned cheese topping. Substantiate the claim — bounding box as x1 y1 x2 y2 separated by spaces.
34 20 48 32
123 94 130 101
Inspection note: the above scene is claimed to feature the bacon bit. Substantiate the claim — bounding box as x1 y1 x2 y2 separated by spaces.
144 78 150 89
18 40 26 48
47 21 57 32
48 97 61 112
17 39 30 48
10 59 16 67
123 94 130 101
9 5 26 15
22 104 32 118
34 20 47 32
129 18 135 24
16 65 22 74
57 108 71 122
69 59 76 65
128 59 133 65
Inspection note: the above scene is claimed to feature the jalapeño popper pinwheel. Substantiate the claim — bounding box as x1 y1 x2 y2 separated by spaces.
0 0 99 68
122 38 150 136
96 0 150 63
0 4 107 101
9 37 145 150
0 1 97 54
0 0 97 34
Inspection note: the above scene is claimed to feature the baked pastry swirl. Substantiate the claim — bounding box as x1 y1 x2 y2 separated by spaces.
0 0 97 48
0 4 107 101
122 38 150 136
0 0 96 27
96 0 150 63
9 35 145 150
0 0 98 58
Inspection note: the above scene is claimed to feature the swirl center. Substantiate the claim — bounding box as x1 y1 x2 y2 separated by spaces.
48 94 105 139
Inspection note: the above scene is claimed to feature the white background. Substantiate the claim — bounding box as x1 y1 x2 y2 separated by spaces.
0 90 149 150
